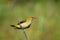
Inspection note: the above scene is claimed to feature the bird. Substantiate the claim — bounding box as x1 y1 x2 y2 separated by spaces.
10 16 36 29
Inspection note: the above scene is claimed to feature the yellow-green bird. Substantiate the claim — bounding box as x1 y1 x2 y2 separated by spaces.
11 16 36 29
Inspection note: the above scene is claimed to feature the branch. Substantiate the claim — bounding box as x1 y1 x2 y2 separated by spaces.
16 19 28 40
22 29 28 40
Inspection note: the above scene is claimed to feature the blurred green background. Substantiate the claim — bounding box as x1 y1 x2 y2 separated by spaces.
0 0 60 40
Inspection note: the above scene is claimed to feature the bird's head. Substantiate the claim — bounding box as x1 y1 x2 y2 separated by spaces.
29 16 36 19
26 16 36 21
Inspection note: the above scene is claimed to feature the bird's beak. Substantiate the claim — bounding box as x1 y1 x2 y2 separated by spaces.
32 16 36 19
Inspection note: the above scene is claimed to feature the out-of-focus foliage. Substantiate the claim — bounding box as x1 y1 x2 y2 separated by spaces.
0 0 60 40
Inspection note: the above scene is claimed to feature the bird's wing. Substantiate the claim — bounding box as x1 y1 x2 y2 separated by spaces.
17 20 26 25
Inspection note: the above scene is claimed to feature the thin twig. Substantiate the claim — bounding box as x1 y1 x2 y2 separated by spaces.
22 29 28 40
13 1 28 39
17 19 28 40
9 0 29 40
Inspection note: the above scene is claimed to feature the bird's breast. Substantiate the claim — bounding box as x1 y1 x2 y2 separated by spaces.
20 20 32 28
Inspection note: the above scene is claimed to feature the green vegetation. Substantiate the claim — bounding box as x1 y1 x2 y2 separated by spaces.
0 0 60 40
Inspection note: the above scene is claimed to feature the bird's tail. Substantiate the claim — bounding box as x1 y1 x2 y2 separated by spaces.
10 25 15 27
